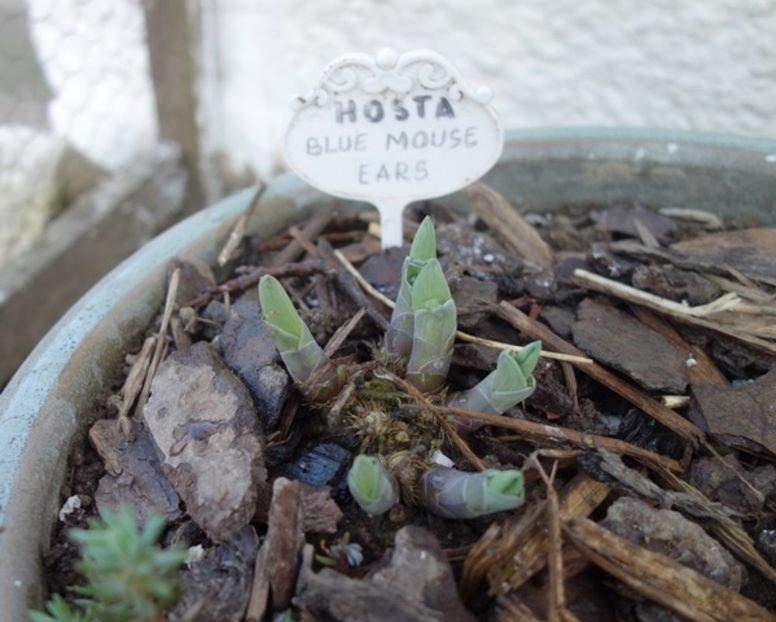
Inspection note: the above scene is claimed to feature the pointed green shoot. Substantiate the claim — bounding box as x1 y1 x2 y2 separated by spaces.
420 467 525 519
347 455 399 515
514 340 541 379
259 275 304 352
410 259 451 310
406 259 457 392
259 275 340 396
385 216 438 357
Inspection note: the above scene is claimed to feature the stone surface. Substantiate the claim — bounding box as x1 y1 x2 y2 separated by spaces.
90 418 182 526
144 342 267 540
602 497 746 590
219 297 290 431
173 525 259 622
572 298 689 393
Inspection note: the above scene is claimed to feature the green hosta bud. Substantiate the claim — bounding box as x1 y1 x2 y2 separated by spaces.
450 341 541 429
420 467 525 519
406 259 457 393
347 454 399 515
259 275 344 401
385 216 437 357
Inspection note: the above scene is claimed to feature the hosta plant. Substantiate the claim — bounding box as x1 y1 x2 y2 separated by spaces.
259 216 542 519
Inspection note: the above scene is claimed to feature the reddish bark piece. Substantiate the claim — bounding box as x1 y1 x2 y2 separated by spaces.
691 368 776 456
265 477 305 611
298 483 343 534
572 298 689 393
144 342 267 541
168 257 215 306
90 418 182 526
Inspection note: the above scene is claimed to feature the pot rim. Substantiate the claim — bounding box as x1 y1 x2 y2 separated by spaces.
1 127 775 615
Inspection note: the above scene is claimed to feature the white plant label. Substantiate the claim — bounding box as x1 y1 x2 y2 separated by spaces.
284 47 504 248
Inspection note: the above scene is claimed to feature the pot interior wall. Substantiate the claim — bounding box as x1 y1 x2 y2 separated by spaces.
1 129 774 617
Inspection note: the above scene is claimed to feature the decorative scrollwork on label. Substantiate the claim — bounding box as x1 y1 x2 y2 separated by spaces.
293 47 493 108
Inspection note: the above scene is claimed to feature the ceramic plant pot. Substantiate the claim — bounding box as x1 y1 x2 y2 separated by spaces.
2 128 775 618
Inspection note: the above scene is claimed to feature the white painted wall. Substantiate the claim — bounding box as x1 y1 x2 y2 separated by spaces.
201 0 776 179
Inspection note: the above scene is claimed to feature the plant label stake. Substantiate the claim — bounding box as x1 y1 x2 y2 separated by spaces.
284 47 504 248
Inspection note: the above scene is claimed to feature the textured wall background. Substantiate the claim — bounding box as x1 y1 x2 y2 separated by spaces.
201 0 776 178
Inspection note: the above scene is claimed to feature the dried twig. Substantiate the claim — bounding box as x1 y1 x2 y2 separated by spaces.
497 301 705 446
133 268 179 421
323 308 366 358
116 335 156 438
421 403 683 473
270 202 337 268
218 182 266 266
565 517 776 622
332 248 592 365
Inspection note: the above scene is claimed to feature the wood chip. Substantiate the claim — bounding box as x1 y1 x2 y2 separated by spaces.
465 181 554 273
565 517 776 622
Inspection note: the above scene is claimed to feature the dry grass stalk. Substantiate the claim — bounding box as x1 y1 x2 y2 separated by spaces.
217 182 266 266
116 335 156 438
270 202 337 268
332 248 593 365
497 301 705 446
323 308 366 358
133 268 179 421
565 517 776 622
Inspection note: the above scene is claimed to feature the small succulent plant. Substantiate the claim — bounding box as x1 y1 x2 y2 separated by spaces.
259 217 539 520
30 509 186 622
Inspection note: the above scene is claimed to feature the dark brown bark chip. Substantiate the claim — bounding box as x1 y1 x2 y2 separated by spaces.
219 296 290 431
632 264 722 305
690 368 776 455
173 525 259 622
90 418 182 526
572 298 689 393
265 477 305 611
591 204 677 243
690 454 776 516
144 342 267 541
358 246 408 301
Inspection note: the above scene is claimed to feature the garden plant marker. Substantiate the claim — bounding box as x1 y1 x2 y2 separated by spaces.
284 47 504 248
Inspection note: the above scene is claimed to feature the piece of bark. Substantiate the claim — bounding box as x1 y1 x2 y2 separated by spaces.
632 264 722 305
172 526 259 622
370 526 475 622
498 301 704 446
565 518 775 622
296 527 472 622
450 274 498 330
254 482 342 534
219 296 290 431
465 181 554 273
691 368 776 455
90 418 181 526
603 497 746 590
358 246 408 301
265 477 306 611
591 203 677 243
462 475 610 597
572 298 689 393
169 257 216 306
144 342 267 540
690 454 774 516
